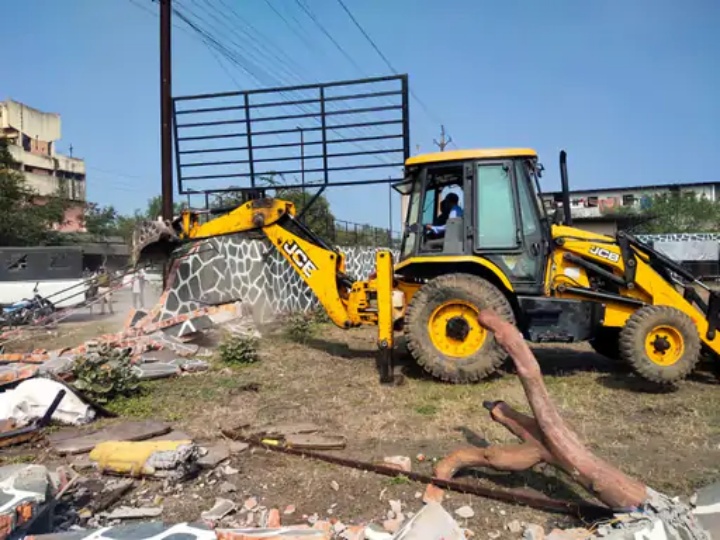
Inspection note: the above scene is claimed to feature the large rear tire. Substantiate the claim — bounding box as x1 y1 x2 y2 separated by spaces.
404 273 515 383
618 305 701 384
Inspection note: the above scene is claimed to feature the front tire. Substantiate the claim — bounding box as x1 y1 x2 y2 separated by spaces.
404 273 515 383
618 305 701 384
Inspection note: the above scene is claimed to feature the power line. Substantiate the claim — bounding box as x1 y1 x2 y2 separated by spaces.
334 0 446 128
292 0 366 76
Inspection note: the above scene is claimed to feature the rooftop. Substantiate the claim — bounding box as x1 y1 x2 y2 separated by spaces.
405 148 537 166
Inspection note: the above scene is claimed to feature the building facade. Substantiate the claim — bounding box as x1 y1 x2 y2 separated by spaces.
542 181 720 236
0 99 87 232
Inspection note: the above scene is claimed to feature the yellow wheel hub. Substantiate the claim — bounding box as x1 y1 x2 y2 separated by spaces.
427 301 486 358
644 325 684 366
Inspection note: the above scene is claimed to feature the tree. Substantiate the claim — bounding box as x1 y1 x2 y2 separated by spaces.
212 176 338 241
619 192 720 234
0 138 70 246
84 203 120 237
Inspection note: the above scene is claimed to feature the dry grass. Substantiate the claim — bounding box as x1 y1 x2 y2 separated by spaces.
18 320 720 532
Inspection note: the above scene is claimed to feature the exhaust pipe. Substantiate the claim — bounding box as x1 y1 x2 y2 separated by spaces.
559 150 572 226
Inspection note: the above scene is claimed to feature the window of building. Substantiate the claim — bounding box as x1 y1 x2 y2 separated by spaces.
622 194 636 206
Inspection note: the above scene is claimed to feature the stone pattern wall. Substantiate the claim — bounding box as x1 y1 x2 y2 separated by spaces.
637 233 720 243
158 232 718 322
158 233 398 322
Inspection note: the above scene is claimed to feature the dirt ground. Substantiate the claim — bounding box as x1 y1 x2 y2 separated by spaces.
4 315 720 536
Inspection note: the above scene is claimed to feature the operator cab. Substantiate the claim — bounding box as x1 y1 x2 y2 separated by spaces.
394 148 550 294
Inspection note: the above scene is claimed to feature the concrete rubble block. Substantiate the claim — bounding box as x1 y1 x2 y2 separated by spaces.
89 439 200 479
131 362 181 380
198 443 231 469
52 420 172 455
170 358 210 373
392 502 465 540
0 464 55 539
382 456 412 473
37 355 76 377
98 505 163 520
201 498 237 525
229 441 250 455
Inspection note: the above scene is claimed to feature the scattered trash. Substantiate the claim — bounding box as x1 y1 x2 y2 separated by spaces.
455 506 475 519
523 523 545 540
283 505 296 515
331 480 340 491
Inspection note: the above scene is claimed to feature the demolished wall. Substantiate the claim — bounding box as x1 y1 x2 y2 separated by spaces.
156 234 399 323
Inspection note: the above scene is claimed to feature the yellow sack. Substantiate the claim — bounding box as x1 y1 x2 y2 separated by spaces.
89 439 195 477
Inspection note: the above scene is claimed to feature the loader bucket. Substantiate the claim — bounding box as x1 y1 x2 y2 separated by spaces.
131 219 182 267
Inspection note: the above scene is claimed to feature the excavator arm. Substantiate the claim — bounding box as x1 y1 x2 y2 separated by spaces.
132 197 399 383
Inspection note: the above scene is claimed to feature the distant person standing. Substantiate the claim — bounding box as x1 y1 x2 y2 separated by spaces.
132 268 146 309
97 267 114 315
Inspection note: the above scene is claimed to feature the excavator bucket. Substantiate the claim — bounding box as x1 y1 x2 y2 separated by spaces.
131 219 182 267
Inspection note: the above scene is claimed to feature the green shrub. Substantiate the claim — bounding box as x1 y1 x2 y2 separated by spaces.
219 334 260 365
284 312 316 343
311 307 331 325
71 345 140 404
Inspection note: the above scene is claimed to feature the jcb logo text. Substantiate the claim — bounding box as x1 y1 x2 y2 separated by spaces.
588 245 620 263
283 240 318 278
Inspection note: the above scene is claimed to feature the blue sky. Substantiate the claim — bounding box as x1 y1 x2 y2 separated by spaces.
3 0 719 229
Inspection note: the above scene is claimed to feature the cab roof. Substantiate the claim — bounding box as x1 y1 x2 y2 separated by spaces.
405 148 538 166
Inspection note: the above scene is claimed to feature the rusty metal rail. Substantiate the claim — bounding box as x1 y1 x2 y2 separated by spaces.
221 430 612 520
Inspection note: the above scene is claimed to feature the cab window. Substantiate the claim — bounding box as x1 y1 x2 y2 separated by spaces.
475 163 518 249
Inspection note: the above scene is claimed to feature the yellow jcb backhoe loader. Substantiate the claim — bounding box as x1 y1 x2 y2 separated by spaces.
133 148 720 385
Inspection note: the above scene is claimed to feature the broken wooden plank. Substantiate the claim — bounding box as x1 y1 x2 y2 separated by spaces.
52 420 172 455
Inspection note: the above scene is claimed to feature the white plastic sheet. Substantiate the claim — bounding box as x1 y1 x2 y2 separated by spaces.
0 378 95 426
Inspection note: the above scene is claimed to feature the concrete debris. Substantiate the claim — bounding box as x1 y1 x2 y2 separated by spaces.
383 456 412 473
201 498 237 525
267 508 281 528
389 500 402 516
0 377 94 426
229 441 250 454
382 516 404 534
506 520 523 533
488 532 501 539
545 528 593 540
455 506 475 519
219 481 237 494
244 497 259 511
331 480 340 491
198 443 231 469
0 464 58 539
523 523 545 540
365 523 392 540
98 505 163 520
222 465 239 476
283 505 296 515
393 502 465 540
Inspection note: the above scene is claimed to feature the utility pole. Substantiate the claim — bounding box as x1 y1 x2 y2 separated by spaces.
160 0 173 222
433 125 452 152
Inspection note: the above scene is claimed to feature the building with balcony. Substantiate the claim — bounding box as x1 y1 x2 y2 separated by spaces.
541 180 720 236
0 99 87 232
